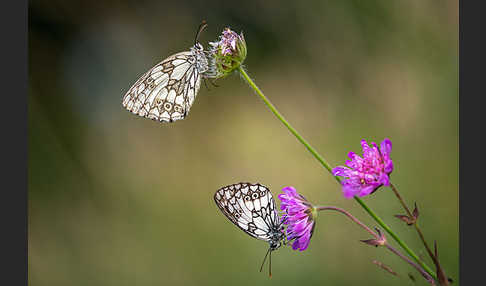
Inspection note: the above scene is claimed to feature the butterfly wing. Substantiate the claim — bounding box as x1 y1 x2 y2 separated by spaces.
122 51 201 122
214 183 281 242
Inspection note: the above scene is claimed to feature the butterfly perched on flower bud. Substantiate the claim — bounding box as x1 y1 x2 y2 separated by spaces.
122 21 217 123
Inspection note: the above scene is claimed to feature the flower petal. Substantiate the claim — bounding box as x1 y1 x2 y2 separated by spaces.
359 185 377 197
342 185 357 199
378 173 390 186
380 138 392 157
332 166 352 177
384 159 394 174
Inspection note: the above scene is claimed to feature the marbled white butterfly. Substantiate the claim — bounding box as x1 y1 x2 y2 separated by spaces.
122 21 217 123
214 182 285 276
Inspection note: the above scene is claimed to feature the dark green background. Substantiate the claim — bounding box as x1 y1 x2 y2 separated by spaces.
29 1 458 285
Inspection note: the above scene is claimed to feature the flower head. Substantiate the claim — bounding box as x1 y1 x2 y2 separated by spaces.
278 186 317 251
332 138 393 199
209 27 247 78
219 28 240 55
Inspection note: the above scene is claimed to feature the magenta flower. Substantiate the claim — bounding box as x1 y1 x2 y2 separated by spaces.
278 186 316 251
332 138 393 199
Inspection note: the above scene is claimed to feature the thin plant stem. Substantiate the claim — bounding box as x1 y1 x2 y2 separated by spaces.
390 183 413 217
390 183 450 285
316 206 435 285
237 66 437 280
352 195 436 279
390 183 435 260
384 244 436 285
316 206 379 239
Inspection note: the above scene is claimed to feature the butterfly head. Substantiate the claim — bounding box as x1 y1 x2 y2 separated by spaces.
190 21 212 74
193 42 204 52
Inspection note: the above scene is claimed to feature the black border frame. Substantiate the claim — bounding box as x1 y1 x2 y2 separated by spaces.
2 0 28 285
459 0 481 285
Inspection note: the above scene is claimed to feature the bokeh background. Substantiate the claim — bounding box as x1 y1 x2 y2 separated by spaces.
28 0 458 285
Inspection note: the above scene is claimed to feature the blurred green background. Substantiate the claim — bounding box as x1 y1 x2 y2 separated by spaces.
28 0 458 285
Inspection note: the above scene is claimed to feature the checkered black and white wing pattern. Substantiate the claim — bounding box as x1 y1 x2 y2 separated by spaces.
214 183 282 242
122 51 201 123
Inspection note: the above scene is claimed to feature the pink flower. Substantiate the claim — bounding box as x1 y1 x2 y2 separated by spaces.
210 27 245 57
208 27 247 78
220 28 239 55
278 187 316 251
332 138 393 199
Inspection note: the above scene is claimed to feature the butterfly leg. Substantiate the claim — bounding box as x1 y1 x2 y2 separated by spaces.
203 77 211 91
209 78 219 88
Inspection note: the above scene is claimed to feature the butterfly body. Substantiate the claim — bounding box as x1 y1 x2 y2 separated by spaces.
214 182 285 252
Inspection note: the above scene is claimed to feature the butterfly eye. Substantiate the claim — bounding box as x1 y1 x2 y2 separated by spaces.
252 193 259 199
244 195 251 201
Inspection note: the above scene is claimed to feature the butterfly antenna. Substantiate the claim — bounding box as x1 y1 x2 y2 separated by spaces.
259 248 271 273
195 20 208 45
269 250 272 278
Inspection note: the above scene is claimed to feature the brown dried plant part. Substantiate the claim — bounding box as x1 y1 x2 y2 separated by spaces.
394 202 420 226
361 227 386 247
372 260 399 277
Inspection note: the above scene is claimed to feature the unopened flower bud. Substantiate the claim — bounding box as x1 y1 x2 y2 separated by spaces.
209 28 247 79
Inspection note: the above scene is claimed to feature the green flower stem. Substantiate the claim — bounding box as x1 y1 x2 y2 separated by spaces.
237 67 337 182
237 66 437 280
